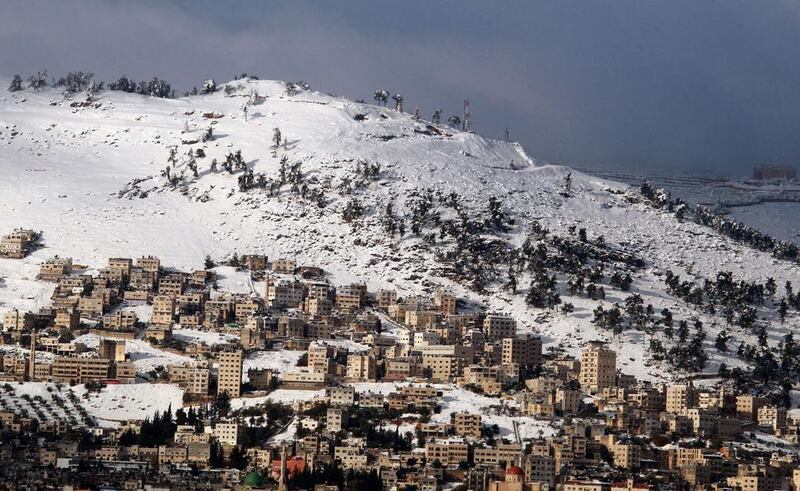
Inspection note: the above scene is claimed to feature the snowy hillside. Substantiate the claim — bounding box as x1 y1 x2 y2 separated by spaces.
1 77 799 382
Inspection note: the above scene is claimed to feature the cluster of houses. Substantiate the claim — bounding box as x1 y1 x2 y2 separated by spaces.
1 244 800 490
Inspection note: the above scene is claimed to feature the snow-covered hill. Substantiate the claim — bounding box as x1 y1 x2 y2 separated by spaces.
1 77 799 382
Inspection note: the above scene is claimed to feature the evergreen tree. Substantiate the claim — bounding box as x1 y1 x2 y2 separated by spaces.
228 445 249 470
8 74 22 92
28 70 48 92
715 330 728 352
209 440 224 468
779 299 789 323
563 172 572 195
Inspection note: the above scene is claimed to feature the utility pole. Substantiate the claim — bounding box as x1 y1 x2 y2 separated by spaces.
463 99 471 132
28 329 37 381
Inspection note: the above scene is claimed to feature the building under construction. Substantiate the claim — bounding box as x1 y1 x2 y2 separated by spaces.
753 163 796 181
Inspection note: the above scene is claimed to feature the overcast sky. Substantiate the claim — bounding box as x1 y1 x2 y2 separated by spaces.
1 0 799 176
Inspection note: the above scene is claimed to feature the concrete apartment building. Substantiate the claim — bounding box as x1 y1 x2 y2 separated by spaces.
453 412 482 438
579 342 616 394
151 295 176 326
736 394 768 421
666 383 695 414
169 365 210 395
376 289 397 308
266 281 305 309
434 288 457 315
102 310 137 330
51 357 110 383
136 255 161 274
326 407 348 432
346 354 377 381
484 315 516 341
271 259 296 274
0 229 38 259
501 335 542 367
38 257 72 282
2 309 34 331
216 350 243 398
99 339 126 363
425 441 469 467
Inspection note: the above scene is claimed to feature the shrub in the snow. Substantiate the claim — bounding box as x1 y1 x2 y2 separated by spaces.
200 79 216 94
285 81 309 96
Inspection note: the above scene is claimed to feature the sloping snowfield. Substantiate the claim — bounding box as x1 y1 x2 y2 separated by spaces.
1 78 799 384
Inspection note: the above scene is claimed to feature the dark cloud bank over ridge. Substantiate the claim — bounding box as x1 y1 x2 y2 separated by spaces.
2 0 800 176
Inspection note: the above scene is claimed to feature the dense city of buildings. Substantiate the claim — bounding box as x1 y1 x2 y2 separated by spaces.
1 241 800 490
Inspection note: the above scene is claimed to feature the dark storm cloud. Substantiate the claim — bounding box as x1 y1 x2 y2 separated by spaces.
1 0 799 175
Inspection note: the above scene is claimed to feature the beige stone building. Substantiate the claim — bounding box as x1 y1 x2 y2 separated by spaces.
304 297 332 317
473 443 523 467
51 356 110 383
426 440 469 467
418 344 474 382
212 421 239 446
726 464 787 491
335 293 361 312
247 368 274 390
283 368 331 386
243 254 268 271
102 310 137 330
158 274 187 296
38 257 72 282
556 388 581 414
609 439 641 470
453 412 482 438
78 294 105 318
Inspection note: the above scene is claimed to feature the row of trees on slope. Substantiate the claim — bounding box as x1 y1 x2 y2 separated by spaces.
372 88 464 128
8 70 174 98
638 180 800 261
